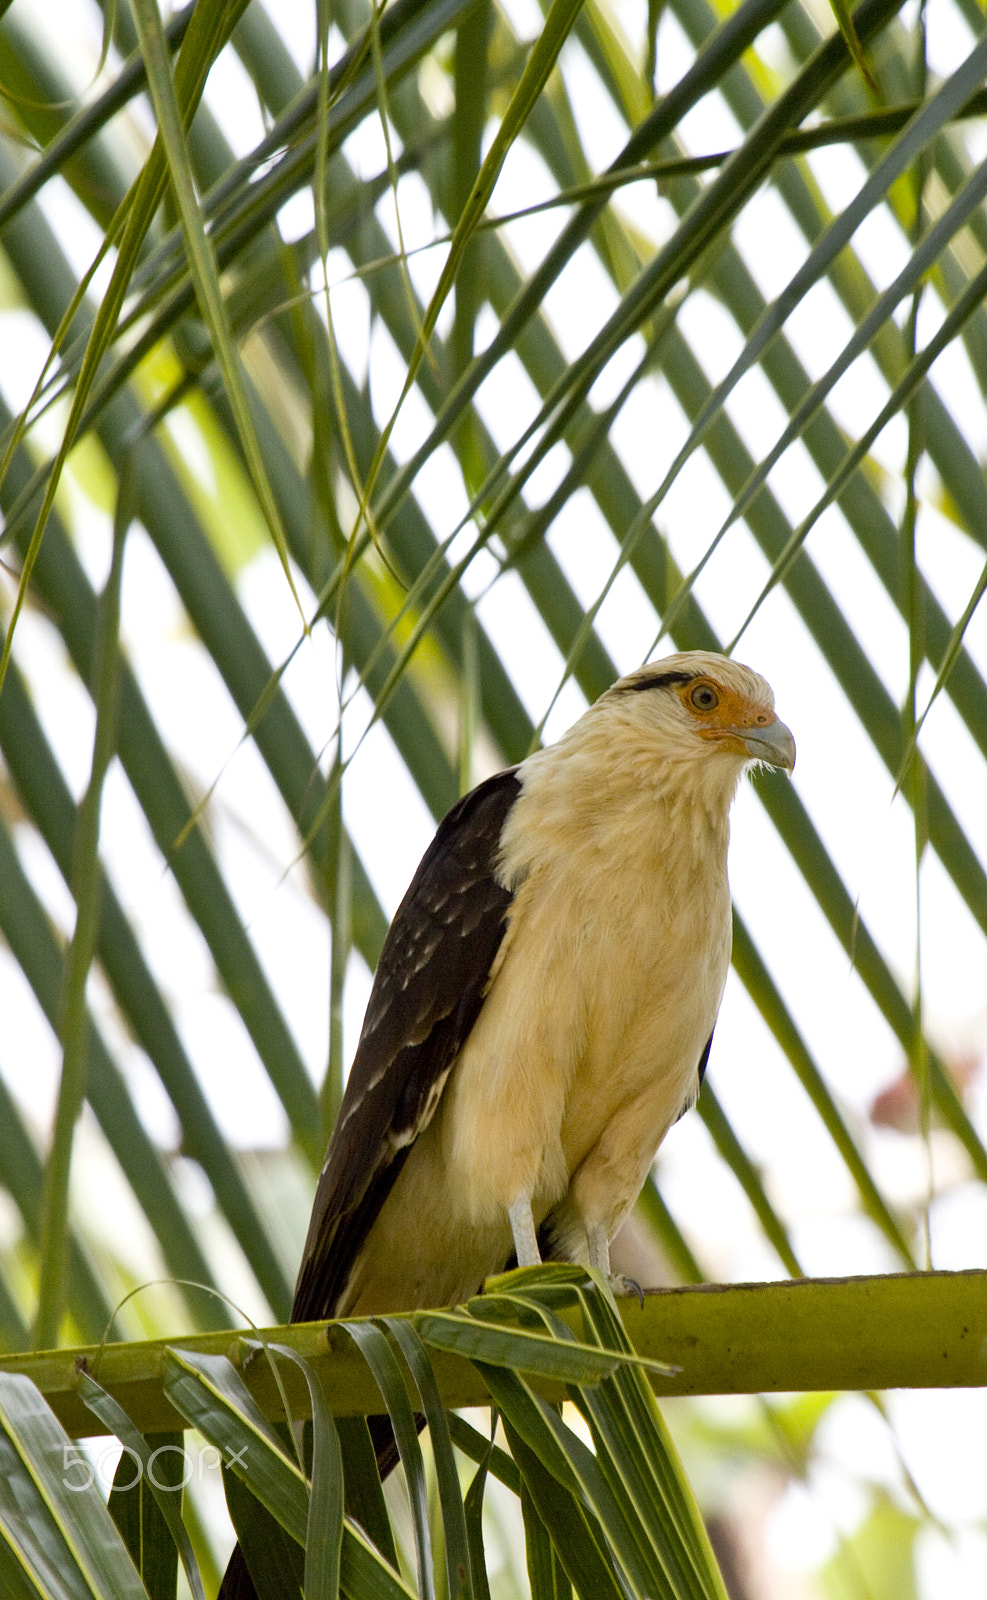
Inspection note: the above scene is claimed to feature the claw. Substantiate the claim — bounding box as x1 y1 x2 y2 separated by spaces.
609 1273 644 1307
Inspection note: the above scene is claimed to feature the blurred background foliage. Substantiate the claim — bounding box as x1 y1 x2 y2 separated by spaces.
0 0 986 1591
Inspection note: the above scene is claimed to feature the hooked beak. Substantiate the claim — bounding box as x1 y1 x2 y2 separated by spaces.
734 717 796 774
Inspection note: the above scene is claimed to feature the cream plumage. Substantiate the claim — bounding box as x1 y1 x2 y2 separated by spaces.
294 649 795 1319
220 651 794 1599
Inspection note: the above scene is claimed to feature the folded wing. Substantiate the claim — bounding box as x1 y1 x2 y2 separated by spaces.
292 768 521 1321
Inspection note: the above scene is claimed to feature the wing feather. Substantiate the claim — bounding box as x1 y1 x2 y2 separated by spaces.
292 768 520 1321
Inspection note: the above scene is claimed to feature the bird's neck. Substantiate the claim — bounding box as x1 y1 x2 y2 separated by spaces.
498 726 741 892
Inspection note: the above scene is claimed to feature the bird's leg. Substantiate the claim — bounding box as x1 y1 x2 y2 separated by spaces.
508 1193 542 1268
587 1220 644 1303
586 1221 611 1278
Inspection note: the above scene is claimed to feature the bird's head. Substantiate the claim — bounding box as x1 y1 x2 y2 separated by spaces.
502 652 794 881
601 650 795 787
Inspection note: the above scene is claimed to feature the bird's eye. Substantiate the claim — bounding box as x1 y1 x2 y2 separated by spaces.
690 683 718 711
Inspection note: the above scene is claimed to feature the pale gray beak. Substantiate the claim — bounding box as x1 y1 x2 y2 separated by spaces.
736 718 796 773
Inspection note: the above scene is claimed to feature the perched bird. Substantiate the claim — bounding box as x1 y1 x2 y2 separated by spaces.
293 651 793 1319
220 650 793 1598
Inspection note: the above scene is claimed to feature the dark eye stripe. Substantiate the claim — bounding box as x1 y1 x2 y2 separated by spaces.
621 670 696 693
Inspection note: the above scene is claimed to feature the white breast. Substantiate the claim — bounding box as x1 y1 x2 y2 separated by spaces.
439 764 734 1238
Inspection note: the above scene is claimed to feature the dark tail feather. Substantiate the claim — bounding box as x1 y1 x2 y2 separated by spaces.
219 1456 305 1600
217 1415 418 1597
218 1530 305 1600
367 1411 418 1480
218 1542 258 1600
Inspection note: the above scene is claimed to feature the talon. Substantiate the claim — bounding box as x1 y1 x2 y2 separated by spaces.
609 1273 644 1307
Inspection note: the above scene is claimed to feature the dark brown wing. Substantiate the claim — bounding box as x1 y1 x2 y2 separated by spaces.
292 767 521 1322
671 1031 714 1126
696 1031 713 1089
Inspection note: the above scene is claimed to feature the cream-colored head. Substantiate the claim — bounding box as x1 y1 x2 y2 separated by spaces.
506 652 795 881
602 650 795 777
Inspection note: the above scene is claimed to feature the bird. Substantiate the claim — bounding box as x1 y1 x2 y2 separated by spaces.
220 649 794 1598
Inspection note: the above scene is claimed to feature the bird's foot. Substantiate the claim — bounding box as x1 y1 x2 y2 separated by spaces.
607 1273 645 1307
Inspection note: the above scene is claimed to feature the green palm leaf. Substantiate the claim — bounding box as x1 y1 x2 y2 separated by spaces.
1 0 986 1589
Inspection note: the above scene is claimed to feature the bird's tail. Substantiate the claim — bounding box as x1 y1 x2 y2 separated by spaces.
217 1542 261 1600
367 1410 417 1479
217 1413 416 1597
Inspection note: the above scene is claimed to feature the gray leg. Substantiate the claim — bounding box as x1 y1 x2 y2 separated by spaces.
586 1221 611 1278
508 1194 542 1268
588 1219 643 1302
